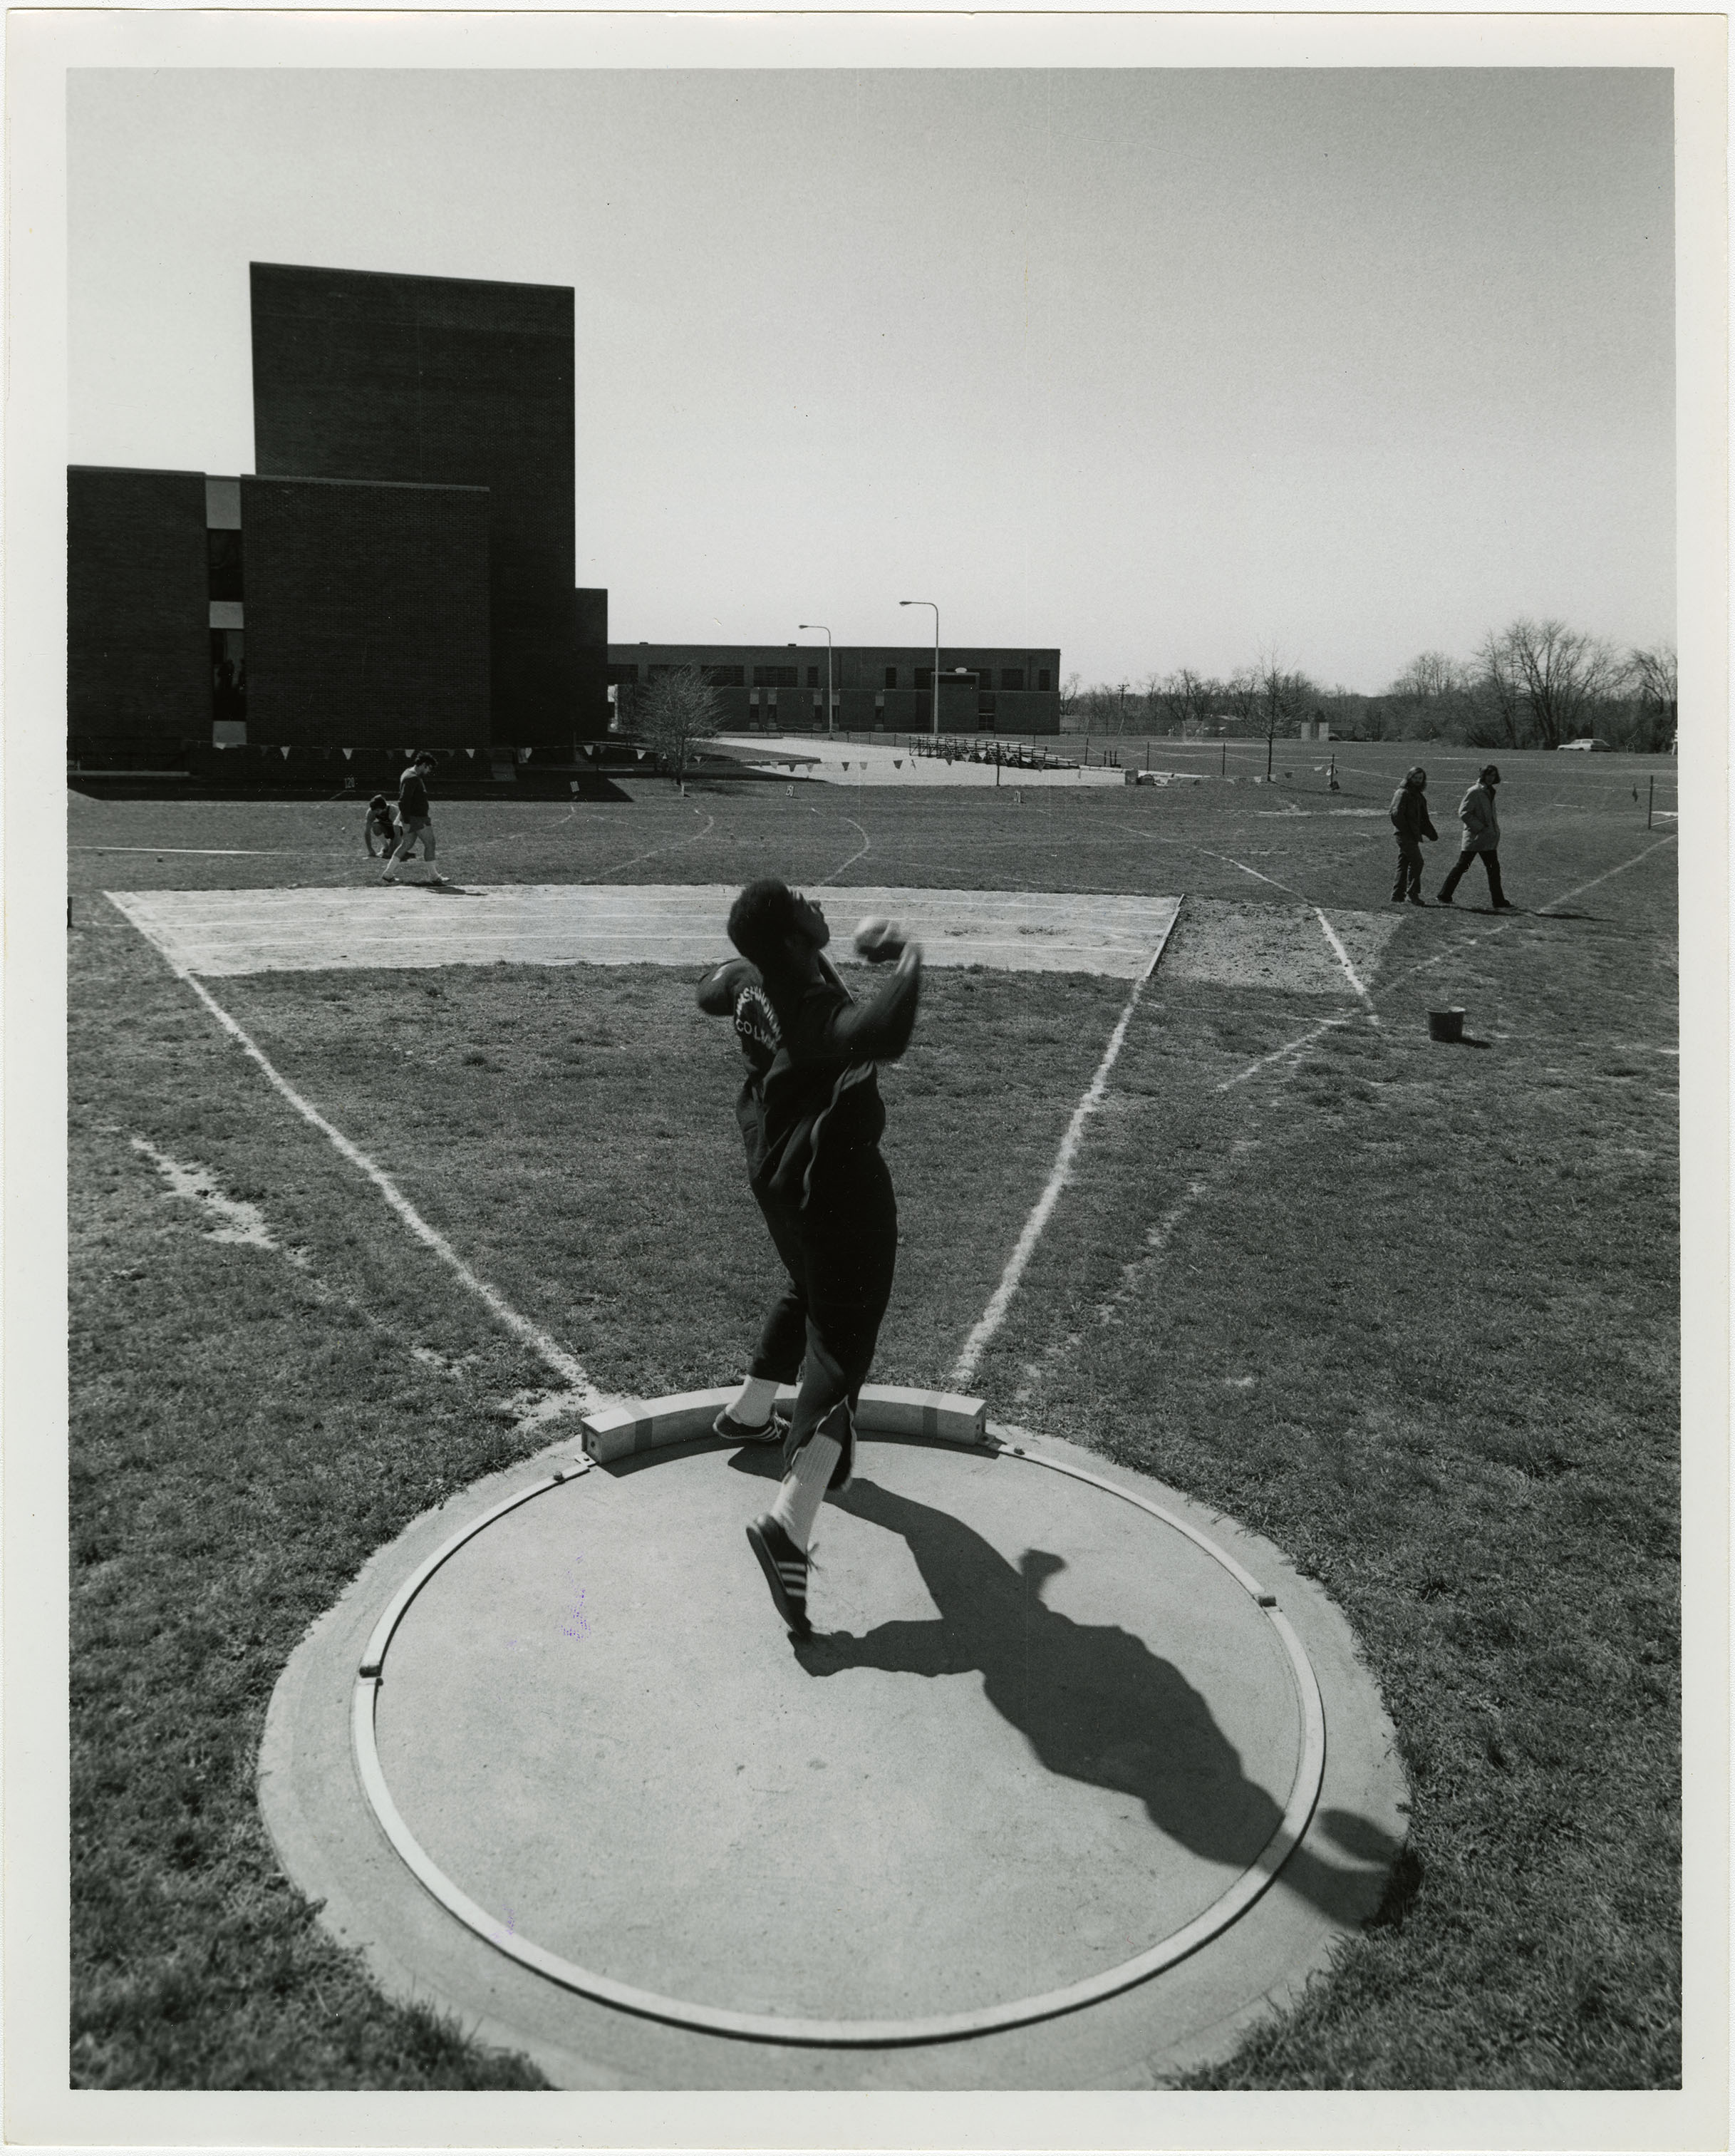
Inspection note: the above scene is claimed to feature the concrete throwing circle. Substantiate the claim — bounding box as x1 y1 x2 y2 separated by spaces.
349 1431 1322 2046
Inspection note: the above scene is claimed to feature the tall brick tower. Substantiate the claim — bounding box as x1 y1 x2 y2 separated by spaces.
249 262 576 746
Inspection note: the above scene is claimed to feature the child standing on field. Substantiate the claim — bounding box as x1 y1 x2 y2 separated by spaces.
1389 766 1437 904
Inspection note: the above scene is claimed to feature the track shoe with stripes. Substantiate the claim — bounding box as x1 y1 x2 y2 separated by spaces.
745 1515 810 1636
713 1408 789 1444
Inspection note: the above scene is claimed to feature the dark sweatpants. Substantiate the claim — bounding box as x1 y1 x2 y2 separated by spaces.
1392 835 1424 899
749 1147 898 1488
1439 846 1506 906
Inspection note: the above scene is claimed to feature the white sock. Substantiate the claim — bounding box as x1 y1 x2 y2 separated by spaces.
728 1376 780 1427
770 1433 841 1551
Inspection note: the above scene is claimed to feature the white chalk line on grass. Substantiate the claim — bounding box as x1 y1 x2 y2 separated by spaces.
1216 831 1678 1092
1312 907 1378 1021
130 1136 586 1436
111 895 608 1413
581 808 715 884
949 913 1181 1391
1226 856 1295 894
815 814 872 886
1218 851 1379 1023
1217 1014 1357 1093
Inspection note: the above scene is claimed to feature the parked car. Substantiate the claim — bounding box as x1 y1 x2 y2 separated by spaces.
1558 737 1612 752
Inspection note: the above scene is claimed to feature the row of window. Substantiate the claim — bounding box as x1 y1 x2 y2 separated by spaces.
625 663 1052 693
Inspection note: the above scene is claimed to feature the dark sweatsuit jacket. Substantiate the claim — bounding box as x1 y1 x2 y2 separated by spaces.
1390 786 1438 843
757 954 921 1212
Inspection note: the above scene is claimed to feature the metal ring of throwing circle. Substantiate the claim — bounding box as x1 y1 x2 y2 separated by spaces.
350 1414 1327 2049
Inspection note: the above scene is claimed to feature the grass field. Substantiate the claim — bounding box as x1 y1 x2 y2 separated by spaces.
68 744 1680 2088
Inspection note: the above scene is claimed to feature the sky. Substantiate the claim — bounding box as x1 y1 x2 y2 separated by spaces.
68 66 1675 691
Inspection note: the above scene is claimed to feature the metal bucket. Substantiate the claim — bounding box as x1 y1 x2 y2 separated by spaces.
1428 1008 1466 1043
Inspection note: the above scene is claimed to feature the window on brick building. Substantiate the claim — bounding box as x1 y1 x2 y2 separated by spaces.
884 667 898 689
754 664 798 688
1001 669 1025 692
211 626 246 741
207 528 244 604
1038 669 1052 691
807 666 819 688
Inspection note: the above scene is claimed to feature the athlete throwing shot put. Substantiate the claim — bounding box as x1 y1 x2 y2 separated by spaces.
700 880 922 1636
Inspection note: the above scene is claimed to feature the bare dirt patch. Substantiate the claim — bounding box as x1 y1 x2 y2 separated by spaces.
1161 897 1405 996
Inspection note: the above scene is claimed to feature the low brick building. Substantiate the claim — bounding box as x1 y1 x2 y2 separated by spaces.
608 641 1062 736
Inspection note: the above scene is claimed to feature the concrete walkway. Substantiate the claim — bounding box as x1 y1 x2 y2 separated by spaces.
259 1419 1406 2089
717 736 1130 789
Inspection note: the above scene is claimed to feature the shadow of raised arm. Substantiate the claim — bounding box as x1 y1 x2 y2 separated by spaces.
791 1475 1404 1921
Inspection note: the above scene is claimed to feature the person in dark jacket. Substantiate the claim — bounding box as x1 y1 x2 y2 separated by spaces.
381 753 445 884
1438 764 1512 909
708 877 923 1636
1389 765 1437 904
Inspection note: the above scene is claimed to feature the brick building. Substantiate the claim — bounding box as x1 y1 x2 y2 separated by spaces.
68 467 212 756
68 264 609 765
608 641 1062 736
250 264 576 746
239 475 491 751
68 261 1058 769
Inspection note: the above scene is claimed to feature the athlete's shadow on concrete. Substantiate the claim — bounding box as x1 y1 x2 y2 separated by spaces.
759 1468 1399 1925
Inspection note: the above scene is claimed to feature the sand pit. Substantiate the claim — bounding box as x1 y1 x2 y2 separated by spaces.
1160 897 1404 995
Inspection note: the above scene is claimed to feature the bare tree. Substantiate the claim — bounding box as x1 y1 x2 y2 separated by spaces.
1471 629 1526 748
1058 672 1083 725
1221 667 1263 737
1630 643 1678 749
1385 651 1474 742
638 665 723 783
1499 618 1628 749
1150 666 1221 737
1252 650 1315 775
1391 650 1471 701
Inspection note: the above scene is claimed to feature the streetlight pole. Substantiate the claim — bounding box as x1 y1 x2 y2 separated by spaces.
798 623 832 737
900 599 939 737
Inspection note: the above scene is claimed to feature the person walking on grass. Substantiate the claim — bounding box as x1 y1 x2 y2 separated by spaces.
362 793 400 860
1437 763 1513 909
705 879 923 1637
1389 765 1437 905
381 752 445 885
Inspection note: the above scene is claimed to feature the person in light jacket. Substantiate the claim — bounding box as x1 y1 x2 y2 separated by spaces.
1389 765 1437 904
1438 764 1513 909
